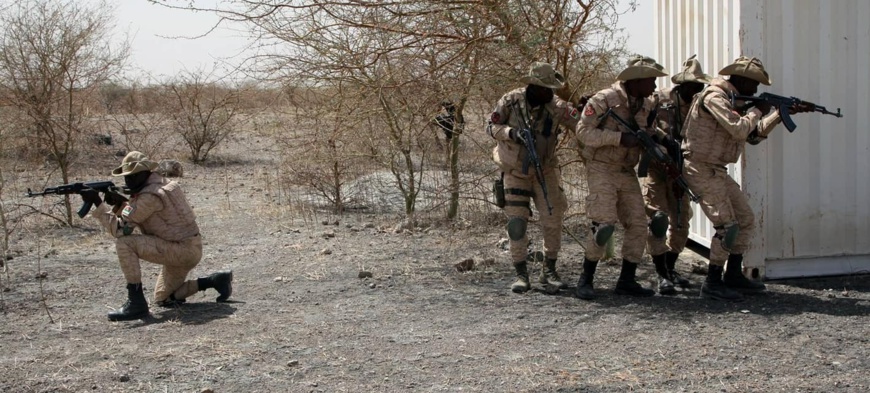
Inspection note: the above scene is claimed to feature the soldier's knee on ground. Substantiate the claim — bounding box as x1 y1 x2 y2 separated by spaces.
591 221 615 247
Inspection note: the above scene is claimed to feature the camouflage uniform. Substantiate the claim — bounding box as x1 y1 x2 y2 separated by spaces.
94 173 203 302
682 56 783 300
645 87 693 257
574 55 668 300
90 151 231 321
644 55 713 294
579 81 658 263
488 62 580 294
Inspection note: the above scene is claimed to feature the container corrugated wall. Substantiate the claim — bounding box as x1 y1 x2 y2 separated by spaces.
655 0 870 278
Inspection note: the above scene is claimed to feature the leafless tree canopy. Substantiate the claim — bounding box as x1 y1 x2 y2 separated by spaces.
145 1 632 219
0 0 128 225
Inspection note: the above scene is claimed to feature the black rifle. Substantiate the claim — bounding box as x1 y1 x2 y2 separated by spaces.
511 101 552 215
26 181 128 218
598 107 700 203
659 102 690 227
730 92 843 132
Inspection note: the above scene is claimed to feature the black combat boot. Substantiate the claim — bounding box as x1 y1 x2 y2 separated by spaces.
614 259 655 297
107 283 150 321
652 253 676 295
666 251 691 287
723 254 766 293
197 271 234 302
574 258 598 300
511 262 530 293
700 264 744 301
539 258 566 294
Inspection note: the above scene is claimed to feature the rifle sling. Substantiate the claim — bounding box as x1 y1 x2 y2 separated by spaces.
505 188 533 197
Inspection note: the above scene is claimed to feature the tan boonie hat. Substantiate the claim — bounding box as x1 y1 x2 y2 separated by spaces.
616 54 668 81
719 56 772 85
112 151 159 176
519 62 566 90
671 54 713 85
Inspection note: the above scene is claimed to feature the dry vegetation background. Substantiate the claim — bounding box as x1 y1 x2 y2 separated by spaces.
1 1 868 392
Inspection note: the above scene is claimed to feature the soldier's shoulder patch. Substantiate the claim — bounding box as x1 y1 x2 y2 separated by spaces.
490 112 502 124
121 205 135 218
566 107 580 120
584 104 596 117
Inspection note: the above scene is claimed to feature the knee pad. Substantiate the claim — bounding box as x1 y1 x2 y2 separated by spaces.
591 222 615 247
715 223 739 250
507 217 527 241
649 211 669 239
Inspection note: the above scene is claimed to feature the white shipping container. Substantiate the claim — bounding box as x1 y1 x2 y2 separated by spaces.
654 0 870 279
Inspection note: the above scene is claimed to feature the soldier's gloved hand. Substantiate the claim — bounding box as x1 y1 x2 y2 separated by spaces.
79 190 102 207
619 132 640 148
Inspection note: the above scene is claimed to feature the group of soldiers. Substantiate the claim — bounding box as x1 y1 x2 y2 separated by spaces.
488 55 813 302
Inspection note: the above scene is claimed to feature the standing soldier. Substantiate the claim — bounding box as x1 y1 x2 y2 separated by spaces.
645 55 712 295
487 62 581 294
574 55 667 300
681 56 809 301
81 151 233 321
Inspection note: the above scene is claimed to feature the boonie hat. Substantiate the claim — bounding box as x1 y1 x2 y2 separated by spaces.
719 56 772 85
616 55 668 81
671 54 713 85
519 62 566 90
112 151 159 176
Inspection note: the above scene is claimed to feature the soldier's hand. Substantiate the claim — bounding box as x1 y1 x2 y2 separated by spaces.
619 132 640 148
103 190 128 207
754 101 773 115
80 190 102 207
508 128 526 144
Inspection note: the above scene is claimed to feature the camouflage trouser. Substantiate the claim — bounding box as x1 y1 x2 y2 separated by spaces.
503 168 568 264
115 234 203 302
584 164 646 262
683 160 754 266
644 174 693 256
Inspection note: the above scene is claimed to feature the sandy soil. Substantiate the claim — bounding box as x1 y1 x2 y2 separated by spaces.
1 132 868 393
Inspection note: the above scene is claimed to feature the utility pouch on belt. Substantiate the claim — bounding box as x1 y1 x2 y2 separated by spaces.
493 174 506 208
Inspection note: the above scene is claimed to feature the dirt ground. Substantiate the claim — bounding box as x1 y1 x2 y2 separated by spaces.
1 132 868 393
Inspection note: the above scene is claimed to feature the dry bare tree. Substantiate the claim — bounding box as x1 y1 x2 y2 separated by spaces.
0 0 128 225
150 0 633 220
279 85 368 212
163 69 242 163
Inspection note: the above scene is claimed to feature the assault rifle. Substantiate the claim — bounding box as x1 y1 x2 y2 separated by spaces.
510 101 552 215
730 92 843 132
26 181 128 218
599 107 700 203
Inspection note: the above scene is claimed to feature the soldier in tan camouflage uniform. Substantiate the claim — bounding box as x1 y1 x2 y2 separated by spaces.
81 151 233 321
487 62 581 294
574 55 668 300
644 55 712 295
681 57 810 301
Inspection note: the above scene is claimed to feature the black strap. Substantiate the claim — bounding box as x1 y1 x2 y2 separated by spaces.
505 201 531 209
505 188 533 197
